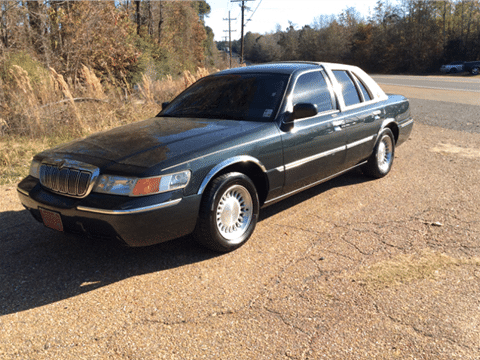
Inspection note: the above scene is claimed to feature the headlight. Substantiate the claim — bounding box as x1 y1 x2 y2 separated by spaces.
93 170 191 196
29 159 41 178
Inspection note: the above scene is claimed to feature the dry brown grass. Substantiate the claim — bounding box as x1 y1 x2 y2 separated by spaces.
1 65 213 139
0 65 214 184
355 249 480 290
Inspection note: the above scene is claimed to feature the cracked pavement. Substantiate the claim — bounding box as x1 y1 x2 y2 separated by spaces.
1 90 480 358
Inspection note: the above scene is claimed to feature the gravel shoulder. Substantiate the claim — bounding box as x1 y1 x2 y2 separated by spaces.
0 94 479 359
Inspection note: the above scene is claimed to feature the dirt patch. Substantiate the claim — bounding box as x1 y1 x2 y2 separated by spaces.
431 143 480 158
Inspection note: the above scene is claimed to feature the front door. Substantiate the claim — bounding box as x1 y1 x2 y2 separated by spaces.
280 70 347 195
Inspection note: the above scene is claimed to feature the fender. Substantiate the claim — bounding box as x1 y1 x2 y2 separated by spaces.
377 118 398 142
197 155 267 195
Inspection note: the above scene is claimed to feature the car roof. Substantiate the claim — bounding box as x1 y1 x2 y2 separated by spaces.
217 62 322 75
213 61 388 101
216 61 367 76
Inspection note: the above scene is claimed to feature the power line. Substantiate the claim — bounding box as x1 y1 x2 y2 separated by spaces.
247 0 263 23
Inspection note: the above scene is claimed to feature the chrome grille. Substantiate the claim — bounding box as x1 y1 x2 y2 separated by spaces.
40 163 93 197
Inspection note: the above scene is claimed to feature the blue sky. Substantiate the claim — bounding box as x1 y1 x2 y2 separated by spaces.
204 0 381 41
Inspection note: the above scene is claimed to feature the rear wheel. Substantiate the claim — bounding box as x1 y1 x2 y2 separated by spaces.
362 128 395 178
471 67 480 75
194 172 259 252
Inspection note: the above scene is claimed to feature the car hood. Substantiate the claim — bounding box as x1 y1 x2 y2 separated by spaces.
37 117 270 173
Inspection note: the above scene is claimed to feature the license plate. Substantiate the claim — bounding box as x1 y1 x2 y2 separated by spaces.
39 208 64 232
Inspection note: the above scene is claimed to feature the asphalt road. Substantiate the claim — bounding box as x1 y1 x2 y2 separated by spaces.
376 75 480 134
373 74 480 93
1 77 479 359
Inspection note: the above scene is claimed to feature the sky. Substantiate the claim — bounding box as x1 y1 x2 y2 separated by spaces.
204 0 381 42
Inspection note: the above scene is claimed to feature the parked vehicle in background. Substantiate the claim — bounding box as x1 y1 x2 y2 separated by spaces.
464 61 480 75
17 62 413 253
440 61 465 73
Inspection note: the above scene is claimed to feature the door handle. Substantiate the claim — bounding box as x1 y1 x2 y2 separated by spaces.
372 110 382 120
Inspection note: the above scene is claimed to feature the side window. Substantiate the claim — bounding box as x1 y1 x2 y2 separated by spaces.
352 73 372 101
293 71 335 113
332 70 361 107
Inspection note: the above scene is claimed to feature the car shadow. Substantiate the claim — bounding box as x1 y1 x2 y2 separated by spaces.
0 169 371 316
0 208 216 316
259 167 372 220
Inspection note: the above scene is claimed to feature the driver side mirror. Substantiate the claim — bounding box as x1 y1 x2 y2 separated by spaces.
287 103 317 123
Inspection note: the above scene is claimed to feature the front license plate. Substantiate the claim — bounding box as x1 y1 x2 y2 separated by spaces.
39 208 64 232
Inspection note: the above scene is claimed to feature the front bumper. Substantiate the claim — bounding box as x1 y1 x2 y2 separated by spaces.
17 176 201 247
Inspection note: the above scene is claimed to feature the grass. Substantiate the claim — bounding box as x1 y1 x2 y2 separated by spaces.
355 250 480 290
0 65 217 185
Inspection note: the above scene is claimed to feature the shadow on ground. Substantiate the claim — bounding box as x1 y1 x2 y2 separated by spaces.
0 169 370 316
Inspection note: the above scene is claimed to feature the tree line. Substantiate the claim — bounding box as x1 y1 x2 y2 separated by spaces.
0 1 216 86
219 0 480 74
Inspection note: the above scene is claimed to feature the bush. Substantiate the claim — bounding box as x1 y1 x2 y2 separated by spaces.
0 51 50 87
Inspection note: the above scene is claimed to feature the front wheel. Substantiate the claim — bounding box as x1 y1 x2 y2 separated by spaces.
362 128 395 178
194 172 259 252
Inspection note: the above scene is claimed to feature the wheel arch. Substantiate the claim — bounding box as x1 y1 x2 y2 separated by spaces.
380 119 399 144
197 156 270 206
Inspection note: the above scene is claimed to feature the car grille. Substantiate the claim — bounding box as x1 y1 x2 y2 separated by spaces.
39 164 93 197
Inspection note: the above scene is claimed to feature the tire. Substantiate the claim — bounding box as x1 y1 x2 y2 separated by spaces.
471 67 479 75
362 128 395 178
194 172 259 252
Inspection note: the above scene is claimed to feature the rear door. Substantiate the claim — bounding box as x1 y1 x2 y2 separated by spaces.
331 70 384 168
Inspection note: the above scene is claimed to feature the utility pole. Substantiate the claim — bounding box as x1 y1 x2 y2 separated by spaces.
231 0 254 64
223 11 236 68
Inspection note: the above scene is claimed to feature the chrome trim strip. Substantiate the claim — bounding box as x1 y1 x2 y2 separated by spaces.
77 198 182 215
264 162 367 206
17 187 29 196
346 135 375 150
399 119 414 128
197 155 267 195
285 145 346 171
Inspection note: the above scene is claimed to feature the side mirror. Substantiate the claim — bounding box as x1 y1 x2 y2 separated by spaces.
287 103 317 123
161 102 170 110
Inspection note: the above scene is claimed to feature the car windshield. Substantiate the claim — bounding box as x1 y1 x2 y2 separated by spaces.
160 73 289 121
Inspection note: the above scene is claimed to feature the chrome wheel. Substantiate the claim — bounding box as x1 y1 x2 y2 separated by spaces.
362 128 395 179
216 185 253 243
194 172 259 252
377 134 393 174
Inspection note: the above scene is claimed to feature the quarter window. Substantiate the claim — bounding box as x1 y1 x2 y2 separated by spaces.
332 70 361 107
353 73 371 101
293 71 335 113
